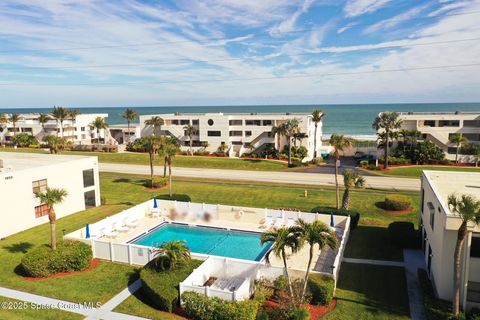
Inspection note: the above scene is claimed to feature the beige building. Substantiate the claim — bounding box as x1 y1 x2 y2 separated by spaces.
139 112 323 159
397 112 480 162
421 170 480 310
0 152 101 239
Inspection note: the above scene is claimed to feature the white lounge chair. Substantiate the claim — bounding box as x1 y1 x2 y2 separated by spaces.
101 227 118 239
114 222 129 233
125 218 139 228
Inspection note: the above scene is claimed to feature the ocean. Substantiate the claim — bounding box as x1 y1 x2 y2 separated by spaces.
1 103 479 139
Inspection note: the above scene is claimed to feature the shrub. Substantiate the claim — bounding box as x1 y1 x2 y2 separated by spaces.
101 196 107 205
379 156 410 165
418 269 453 319
140 259 202 312
181 291 260 320
384 195 411 211
21 241 92 278
359 160 369 168
12 133 39 148
310 207 360 230
144 177 168 189
308 274 335 306
367 164 382 171
388 222 418 248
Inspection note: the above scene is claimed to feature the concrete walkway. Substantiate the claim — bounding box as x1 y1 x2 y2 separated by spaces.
403 249 427 320
0 279 148 320
342 257 405 267
99 163 421 191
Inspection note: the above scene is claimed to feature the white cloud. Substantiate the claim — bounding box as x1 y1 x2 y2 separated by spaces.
343 0 392 18
364 4 431 34
270 0 316 34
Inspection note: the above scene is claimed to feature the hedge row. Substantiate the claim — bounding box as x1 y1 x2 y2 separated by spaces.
21 241 92 278
310 207 360 230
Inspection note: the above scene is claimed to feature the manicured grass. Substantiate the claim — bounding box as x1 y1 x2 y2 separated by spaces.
365 165 480 178
113 293 187 320
0 298 83 320
0 147 287 171
325 263 410 320
344 226 404 261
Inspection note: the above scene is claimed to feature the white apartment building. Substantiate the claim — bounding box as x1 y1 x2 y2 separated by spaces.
396 112 480 162
0 113 110 145
420 171 480 310
0 152 101 239
139 112 323 159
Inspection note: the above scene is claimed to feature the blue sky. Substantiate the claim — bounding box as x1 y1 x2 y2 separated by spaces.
1 0 480 108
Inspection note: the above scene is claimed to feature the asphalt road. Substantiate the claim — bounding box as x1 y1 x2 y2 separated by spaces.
99 163 421 191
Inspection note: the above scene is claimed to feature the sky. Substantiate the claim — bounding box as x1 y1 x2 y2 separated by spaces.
1 0 480 108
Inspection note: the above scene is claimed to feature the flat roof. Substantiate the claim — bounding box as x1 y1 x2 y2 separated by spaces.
140 112 313 117
424 170 480 216
0 152 96 173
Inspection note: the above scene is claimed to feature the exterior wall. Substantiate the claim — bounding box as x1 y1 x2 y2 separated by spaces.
0 156 101 238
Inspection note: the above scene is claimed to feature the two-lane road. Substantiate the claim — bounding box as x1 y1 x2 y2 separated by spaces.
99 163 420 191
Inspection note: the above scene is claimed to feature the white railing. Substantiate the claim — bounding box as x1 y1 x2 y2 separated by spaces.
332 217 351 283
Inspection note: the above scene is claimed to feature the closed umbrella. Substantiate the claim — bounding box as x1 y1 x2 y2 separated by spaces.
86 224 90 239
153 196 158 209
330 211 335 227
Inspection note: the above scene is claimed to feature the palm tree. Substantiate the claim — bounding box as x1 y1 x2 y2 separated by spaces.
311 109 324 158
43 135 66 154
372 112 403 169
449 133 468 163
272 124 286 151
144 116 164 137
293 219 338 302
8 113 22 137
183 124 196 155
283 119 300 166
37 113 51 132
329 134 352 209
122 108 139 143
398 129 409 154
341 169 366 209
153 240 191 270
90 117 109 147
448 194 480 316
52 106 68 138
142 136 160 187
0 114 7 146
34 188 68 250
68 108 80 123
293 132 308 148
159 138 179 197
260 227 301 301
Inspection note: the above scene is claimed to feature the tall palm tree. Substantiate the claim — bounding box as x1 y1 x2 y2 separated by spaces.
90 117 109 147
68 108 81 123
372 112 403 169
122 108 139 143
153 240 191 270
34 188 68 250
342 169 366 209
144 116 164 137
293 219 337 302
272 123 287 152
398 129 409 154
260 227 301 301
43 135 66 154
329 134 352 209
311 109 324 158
159 138 179 197
448 194 480 316
449 133 468 164
9 113 22 137
283 119 300 166
183 124 196 155
293 132 308 148
52 106 68 138
142 136 160 187
37 113 51 132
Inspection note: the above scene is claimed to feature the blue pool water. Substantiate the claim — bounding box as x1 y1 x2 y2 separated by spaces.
130 223 272 261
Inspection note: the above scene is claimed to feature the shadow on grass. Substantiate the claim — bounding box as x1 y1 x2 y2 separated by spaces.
112 178 132 183
156 194 192 202
3 241 33 253
375 201 388 210
14 264 28 277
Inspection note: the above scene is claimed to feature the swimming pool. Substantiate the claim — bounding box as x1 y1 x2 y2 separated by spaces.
130 223 272 261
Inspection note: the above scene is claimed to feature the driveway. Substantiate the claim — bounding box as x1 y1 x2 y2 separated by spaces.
294 157 376 176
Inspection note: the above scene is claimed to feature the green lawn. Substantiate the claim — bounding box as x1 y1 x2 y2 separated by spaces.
0 147 287 171
0 298 83 320
365 165 480 178
324 263 410 320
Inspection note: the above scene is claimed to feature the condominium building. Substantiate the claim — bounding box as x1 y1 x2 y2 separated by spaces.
396 112 480 161
139 112 323 159
0 113 110 145
420 171 480 310
0 152 101 239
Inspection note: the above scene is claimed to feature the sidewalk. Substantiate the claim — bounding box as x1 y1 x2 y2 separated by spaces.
404 249 427 320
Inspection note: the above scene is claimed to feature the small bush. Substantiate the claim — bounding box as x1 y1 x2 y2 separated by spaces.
384 195 411 211
367 164 382 170
140 259 202 312
418 269 453 319
181 291 260 320
144 177 168 188
388 222 418 248
101 196 107 205
21 241 92 278
310 207 360 230
308 274 335 306
359 160 369 168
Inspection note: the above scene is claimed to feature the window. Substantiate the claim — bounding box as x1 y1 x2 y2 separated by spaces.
229 120 243 126
428 202 435 231
81 127 85 131
471 237 480 258
192 120 199 125
245 120 261 126
84 190 96 208
32 179 48 194
262 120 273 126
83 169 95 188
245 131 252 137
172 120 179 125
439 120 459 127
423 120 436 127
207 131 221 137
229 131 242 137
421 188 425 215
34 204 49 218
180 120 190 125
208 119 214 126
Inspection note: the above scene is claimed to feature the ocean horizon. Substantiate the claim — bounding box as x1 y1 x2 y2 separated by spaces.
1 102 479 138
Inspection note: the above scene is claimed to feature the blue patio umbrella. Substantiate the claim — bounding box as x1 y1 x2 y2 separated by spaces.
85 224 90 239
330 211 335 227
153 196 158 209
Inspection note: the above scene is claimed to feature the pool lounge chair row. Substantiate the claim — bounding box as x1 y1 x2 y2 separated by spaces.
99 216 139 239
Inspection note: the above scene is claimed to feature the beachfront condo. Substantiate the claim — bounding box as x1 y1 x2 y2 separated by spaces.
0 113 111 145
420 171 480 311
0 152 101 239
139 112 323 159
395 112 480 162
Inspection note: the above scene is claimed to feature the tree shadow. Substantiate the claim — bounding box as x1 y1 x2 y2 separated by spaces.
156 194 192 202
3 242 33 253
375 201 388 210
112 178 131 183
14 264 28 277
